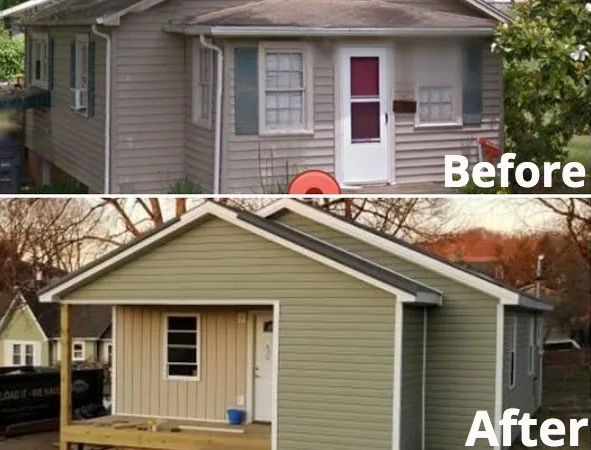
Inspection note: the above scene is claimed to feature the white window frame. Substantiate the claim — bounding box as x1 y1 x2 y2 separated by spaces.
163 313 200 381
72 341 85 361
105 342 113 364
414 43 463 128
56 340 86 361
258 41 314 136
3 341 41 366
528 317 535 375
509 316 517 389
31 32 49 89
192 39 214 129
71 33 89 117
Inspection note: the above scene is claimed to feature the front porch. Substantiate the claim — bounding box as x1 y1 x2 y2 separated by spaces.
61 416 270 450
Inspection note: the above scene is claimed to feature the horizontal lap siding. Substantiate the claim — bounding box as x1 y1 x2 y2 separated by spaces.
223 40 335 194
394 42 502 184
62 217 395 450
503 308 540 443
276 213 498 450
115 306 247 421
401 306 425 450
26 27 106 191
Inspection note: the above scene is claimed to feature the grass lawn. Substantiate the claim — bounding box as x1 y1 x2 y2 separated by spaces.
512 363 591 449
566 135 591 167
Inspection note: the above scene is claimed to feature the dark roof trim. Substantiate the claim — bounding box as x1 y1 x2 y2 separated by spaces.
238 211 442 305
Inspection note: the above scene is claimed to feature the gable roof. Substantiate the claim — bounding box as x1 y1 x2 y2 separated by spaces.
21 0 507 26
257 199 553 312
0 0 51 18
0 289 111 339
38 201 442 306
174 0 497 32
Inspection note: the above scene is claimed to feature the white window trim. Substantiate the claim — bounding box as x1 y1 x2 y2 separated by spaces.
258 41 314 136
71 33 89 117
72 340 86 361
414 43 463 128
192 39 213 129
31 32 49 89
163 313 201 381
4 340 41 366
509 316 517 389
528 317 535 375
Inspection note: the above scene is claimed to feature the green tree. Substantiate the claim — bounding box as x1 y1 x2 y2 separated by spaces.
493 0 591 166
0 24 25 82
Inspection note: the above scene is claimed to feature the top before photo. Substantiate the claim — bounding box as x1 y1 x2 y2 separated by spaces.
0 0 589 195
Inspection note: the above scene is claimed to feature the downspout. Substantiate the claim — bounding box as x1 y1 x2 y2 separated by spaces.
199 34 223 194
92 24 112 194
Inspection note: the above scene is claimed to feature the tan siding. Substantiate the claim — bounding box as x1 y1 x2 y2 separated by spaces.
26 27 106 192
64 217 396 449
393 39 502 184
222 39 336 194
276 212 498 450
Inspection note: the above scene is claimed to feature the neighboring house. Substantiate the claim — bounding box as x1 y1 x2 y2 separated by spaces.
3 0 508 194
0 288 112 367
39 200 552 450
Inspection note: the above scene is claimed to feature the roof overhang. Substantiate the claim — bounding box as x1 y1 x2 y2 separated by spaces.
163 24 496 37
39 202 441 307
257 199 554 313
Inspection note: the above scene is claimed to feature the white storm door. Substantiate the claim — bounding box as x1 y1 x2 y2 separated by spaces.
253 314 274 422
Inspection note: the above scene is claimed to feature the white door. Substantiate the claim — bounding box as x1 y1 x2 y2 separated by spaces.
254 314 274 422
340 47 390 184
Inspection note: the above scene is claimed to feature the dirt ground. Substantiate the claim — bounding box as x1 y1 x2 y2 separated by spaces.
0 432 58 450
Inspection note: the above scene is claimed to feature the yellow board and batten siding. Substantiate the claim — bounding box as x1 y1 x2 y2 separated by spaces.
275 212 498 450
62 217 397 449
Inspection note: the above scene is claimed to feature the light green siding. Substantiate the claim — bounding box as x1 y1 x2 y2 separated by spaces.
401 305 425 450
63 217 396 450
0 305 49 366
50 339 100 364
276 212 498 450
503 307 541 443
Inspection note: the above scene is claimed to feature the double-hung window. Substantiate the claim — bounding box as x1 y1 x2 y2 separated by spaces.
509 316 517 389
415 44 462 126
192 41 214 128
259 43 313 134
165 315 199 379
31 33 49 88
72 341 85 361
71 34 89 114
9 342 37 366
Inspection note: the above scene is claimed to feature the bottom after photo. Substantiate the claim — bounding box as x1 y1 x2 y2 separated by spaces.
0 197 589 450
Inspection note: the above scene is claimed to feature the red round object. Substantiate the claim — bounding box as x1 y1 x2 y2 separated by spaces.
287 170 342 195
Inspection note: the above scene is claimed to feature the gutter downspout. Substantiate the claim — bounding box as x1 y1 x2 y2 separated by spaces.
92 24 112 194
199 34 223 194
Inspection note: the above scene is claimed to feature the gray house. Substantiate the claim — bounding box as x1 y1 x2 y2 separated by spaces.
9 0 507 194
39 199 551 450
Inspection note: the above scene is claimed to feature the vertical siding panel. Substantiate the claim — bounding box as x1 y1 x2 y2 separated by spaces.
141 309 150 414
196 311 206 420
205 313 216 420
159 311 169 417
226 312 237 410
132 308 142 414
149 308 158 416
216 313 226 419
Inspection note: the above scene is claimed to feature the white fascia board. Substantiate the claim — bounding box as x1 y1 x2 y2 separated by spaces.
257 199 524 305
207 26 495 37
502 295 554 312
40 202 417 304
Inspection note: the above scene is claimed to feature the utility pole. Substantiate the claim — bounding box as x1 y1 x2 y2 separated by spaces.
535 254 545 298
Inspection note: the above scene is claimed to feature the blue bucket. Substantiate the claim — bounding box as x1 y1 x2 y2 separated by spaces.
227 408 245 425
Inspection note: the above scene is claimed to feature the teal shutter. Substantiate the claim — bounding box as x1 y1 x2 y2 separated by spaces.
234 47 259 135
87 41 96 116
462 43 483 125
70 40 76 89
47 38 54 89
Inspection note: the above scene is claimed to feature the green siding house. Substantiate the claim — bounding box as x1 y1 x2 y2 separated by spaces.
38 199 552 450
0 289 112 367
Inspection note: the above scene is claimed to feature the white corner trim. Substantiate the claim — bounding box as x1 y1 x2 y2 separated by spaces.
422 307 427 450
112 305 117 415
257 199 551 311
39 202 418 304
271 302 279 450
493 303 504 450
392 300 403 450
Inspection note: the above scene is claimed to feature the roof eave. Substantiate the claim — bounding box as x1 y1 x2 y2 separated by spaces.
164 25 495 37
502 293 554 312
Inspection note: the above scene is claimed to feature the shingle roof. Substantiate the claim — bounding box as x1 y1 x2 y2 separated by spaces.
22 0 146 24
180 0 496 28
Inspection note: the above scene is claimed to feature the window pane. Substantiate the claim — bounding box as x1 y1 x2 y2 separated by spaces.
266 52 303 90
351 57 379 97
351 102 380 142
441 103 452 121
168 316 197 330
441 88 452 102
168 364 198 377
25 354 34 365
168 347 197 363
168 331 197 346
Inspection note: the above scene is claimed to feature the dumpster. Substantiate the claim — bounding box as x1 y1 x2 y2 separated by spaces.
0 367 104 435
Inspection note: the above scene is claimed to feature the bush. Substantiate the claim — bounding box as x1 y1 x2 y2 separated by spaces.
0 25 25 82
168 178 202 194
21 181 89 194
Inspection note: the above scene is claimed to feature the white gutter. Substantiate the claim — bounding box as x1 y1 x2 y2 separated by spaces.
91 24 112 194
199 34 223 194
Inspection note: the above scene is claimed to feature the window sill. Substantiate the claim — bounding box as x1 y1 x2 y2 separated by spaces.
192 118 212 130
31 80 49 90
414 122 463 130
165 376 200 382
259 129 314 138
70 107 89 118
